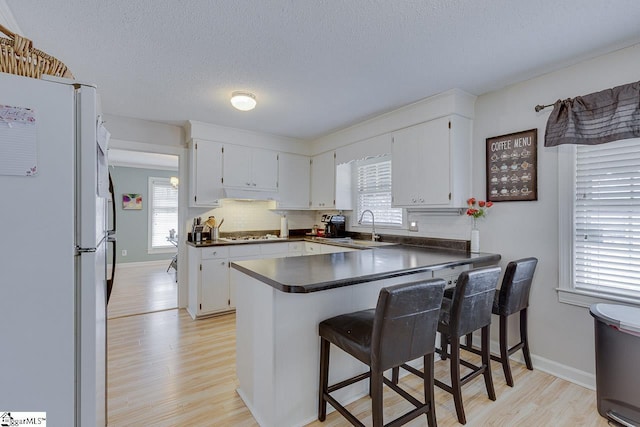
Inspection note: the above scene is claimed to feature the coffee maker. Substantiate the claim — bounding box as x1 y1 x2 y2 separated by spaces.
322 214 346 238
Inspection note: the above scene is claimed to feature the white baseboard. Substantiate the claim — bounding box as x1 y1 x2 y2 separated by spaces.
112 259 171 269
466 336 597 390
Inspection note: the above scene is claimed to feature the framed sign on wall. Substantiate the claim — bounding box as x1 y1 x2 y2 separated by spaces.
486 129 538 202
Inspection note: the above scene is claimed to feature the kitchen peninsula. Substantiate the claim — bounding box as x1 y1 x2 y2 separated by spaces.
230 245 500 427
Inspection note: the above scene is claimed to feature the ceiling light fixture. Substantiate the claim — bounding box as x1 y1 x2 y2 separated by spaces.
230 91 257 111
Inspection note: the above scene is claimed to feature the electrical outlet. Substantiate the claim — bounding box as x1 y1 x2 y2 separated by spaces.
121 249 127 256
408 221 419 232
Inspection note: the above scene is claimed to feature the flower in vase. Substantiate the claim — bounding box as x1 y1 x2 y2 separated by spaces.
466 198 493 228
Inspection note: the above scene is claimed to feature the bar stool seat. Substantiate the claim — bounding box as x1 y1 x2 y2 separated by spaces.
318 278 446 427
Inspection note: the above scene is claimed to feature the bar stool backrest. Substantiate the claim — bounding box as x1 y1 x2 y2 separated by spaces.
449 267 502 337
371 279 446 371
497 257 538 316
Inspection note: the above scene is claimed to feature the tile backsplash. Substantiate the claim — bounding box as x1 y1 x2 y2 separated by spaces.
197 199 316 233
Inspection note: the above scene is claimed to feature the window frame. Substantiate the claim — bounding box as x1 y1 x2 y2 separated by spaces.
147 176 179 254
557 143 640 308
351 156 405 230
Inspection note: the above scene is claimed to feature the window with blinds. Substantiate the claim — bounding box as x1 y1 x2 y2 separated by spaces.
574 139 640 296
355 157 403 226
149 177 179 249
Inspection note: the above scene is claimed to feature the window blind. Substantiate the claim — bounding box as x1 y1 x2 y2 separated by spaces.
356 158 403 225
150 178 179 248
574 139 640 294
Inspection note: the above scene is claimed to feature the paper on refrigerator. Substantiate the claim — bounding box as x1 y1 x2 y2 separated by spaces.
0 104 38 176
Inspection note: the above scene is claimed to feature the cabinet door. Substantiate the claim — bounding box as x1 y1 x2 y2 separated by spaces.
392 117 451 207
200 258 230 313
278 153 310 208
310 151 335 209
252 148 279 191
392 125 423 206
223 144 252 188
418 117 451 205
189 140 223 207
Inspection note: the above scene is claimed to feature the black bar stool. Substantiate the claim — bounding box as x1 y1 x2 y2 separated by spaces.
399 266 501 425
461 257 538 387
318 278 446 427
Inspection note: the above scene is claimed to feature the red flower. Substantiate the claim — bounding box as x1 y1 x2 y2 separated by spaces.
466 196 493 220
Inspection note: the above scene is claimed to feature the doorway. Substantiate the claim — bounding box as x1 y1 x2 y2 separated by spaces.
107 149 180 318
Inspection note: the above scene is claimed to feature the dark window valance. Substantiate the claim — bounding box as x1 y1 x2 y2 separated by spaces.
544 81 640 147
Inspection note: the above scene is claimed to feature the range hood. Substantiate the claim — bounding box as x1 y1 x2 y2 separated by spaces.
223 188 280 201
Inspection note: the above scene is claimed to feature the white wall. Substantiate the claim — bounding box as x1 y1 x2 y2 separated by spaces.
104 114 184 148
472 43 640 386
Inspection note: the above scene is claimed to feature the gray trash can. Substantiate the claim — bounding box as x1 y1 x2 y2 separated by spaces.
590 303 640 426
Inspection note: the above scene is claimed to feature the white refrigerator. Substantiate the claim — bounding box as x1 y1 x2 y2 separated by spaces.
0 72 112 426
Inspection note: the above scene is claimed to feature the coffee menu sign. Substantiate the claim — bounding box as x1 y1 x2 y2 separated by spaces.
486 129 537 202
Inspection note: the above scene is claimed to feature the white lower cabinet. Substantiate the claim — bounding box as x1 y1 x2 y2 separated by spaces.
303 242 323 255
189 241 327 319
187 245 231 319
304 241 358 255
320 244 358 254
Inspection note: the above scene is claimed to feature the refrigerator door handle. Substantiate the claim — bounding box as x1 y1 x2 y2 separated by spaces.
77 246 97 254
107 173 116 237
106 239 116 304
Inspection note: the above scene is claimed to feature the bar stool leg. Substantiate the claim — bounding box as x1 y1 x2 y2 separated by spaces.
464 332 473 348
521 308 533 370
391 366 399 385
440 332 449 360
499 314 513 387
482 325 496 400
371 370 384 427
449 337 466 424
424 353 437 427
318 338 330 421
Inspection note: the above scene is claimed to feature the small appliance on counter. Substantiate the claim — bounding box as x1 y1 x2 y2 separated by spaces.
322 214 346 238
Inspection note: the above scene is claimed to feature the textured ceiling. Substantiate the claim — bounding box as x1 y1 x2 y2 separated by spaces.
5 1 640 140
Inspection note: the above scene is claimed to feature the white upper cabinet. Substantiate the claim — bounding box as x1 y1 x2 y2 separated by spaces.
223 145 278 191
310 151 335 209
189 139 223 207
391 115 471 208
278 152 311 209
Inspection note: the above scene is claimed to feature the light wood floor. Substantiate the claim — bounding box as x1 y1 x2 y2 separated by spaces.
107 308 608 427
107 261 178 319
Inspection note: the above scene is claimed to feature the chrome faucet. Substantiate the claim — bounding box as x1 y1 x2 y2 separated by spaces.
358 209 379 241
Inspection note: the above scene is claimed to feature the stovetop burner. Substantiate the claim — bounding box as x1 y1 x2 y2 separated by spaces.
225 234 286 241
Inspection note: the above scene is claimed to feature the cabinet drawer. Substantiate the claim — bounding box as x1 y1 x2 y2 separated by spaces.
260 242 290 255
200 246 230 260
288 241 303 253
229 244 261 258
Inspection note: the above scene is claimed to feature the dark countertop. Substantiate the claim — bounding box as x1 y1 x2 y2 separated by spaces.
230 245 500 293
